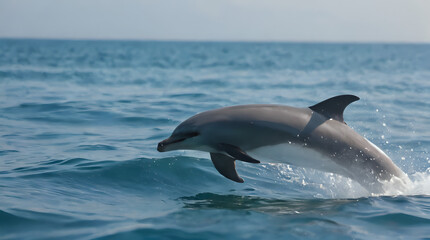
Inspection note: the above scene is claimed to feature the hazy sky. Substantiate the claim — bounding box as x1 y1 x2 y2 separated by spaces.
1 0 429 42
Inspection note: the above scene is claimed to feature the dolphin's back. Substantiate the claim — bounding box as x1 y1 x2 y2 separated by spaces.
182 104 313 149
189 104 310 128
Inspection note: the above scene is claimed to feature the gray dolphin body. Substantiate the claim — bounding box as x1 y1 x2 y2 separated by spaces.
158 95 409 192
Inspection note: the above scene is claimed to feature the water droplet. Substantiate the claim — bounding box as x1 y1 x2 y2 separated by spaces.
381 135 385 139
382 123 386 127
401 157 406 160
376 109 379 112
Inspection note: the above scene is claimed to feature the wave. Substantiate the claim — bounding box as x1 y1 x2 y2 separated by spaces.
1 156 429 240
0 209 35 224
0 150 19 156
1 102 178 128
4 157 231 197
4 156 430 199
2 193 429 240
74 144 117 151
179 192 355 213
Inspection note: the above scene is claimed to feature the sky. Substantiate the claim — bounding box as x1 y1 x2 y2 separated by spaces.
0 0 429 43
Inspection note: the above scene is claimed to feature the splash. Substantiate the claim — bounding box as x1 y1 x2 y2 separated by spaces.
274 164 370 199
274 164 430 199
381 169 430 196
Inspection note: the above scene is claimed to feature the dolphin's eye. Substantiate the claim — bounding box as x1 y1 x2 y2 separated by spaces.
169 132 199 144
184 132 199 138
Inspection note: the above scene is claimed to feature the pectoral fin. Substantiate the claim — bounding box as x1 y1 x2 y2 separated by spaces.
218 143 260 164
210 153 244 183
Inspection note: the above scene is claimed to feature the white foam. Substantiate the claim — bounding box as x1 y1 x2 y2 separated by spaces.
272 163 370 198
379 169 430 196
247 142 430 198
275 164 430 198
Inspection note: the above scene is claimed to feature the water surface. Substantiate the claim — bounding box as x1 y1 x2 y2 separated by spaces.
1 39 430 239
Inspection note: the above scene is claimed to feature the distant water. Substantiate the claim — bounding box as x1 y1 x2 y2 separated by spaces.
1 39 430 239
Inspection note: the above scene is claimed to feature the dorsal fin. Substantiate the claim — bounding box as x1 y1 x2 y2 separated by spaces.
309 95 359 122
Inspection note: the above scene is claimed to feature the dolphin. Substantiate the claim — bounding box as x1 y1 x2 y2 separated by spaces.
157 95 409 192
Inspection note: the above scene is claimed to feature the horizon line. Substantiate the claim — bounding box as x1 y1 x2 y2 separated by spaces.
1 36 430 45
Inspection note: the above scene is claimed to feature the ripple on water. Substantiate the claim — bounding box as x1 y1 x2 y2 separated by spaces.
74 144 117 151
0 150 19 156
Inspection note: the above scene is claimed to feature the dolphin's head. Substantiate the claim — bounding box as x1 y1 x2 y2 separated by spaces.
157 119 202 152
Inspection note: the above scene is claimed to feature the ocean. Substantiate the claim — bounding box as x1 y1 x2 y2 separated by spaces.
0 39 429 239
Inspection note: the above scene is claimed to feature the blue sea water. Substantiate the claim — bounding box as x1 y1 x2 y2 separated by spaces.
1 39 430 239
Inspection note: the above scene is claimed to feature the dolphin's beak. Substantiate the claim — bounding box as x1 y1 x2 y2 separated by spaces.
157 136 185 152
157 138 169 152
